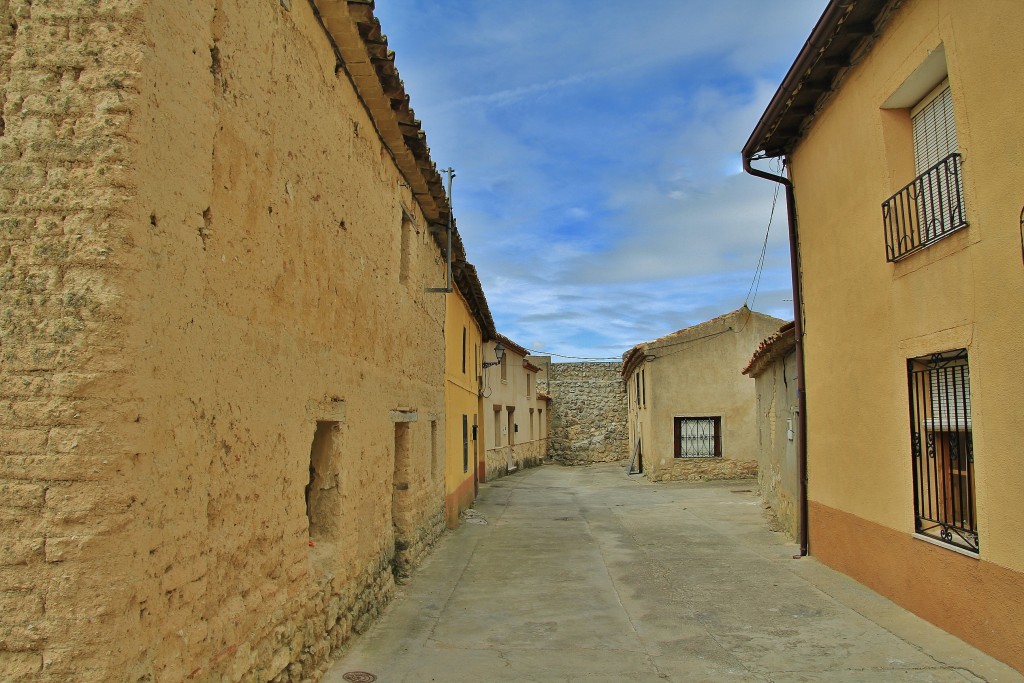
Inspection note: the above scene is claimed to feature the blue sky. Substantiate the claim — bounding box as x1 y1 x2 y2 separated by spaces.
372 1 828 360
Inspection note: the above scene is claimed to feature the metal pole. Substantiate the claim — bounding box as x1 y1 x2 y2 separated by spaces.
427 167 456 293
444 167 455 292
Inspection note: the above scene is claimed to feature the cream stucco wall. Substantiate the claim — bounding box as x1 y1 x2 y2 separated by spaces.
625 308 784 482
482 340 548 480
789 0 1024 573
0 0 450 680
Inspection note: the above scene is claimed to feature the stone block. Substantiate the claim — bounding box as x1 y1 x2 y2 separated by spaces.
0 428 48 454
0 589 43 616
43 534 101 562
0 482 44 509
0 537 43 566
0 652 43 679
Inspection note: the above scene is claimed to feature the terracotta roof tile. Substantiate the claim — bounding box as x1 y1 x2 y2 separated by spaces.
742 321 796 377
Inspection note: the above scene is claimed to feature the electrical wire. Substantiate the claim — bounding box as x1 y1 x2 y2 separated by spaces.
744 180 779 311
522 348 622 361
744 156 786 311
522 325 736 363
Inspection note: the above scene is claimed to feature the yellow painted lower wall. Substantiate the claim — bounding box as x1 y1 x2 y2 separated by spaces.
809 501 1024 673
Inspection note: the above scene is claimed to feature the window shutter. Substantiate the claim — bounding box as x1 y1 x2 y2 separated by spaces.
928 363 971 430
912 84 957 174
910 83 963 242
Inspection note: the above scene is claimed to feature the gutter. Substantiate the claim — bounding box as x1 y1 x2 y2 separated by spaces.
742 155 810 559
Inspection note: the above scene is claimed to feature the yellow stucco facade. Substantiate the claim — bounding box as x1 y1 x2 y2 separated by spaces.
622 308 784 482
748 0 1024 671
443 285 485 528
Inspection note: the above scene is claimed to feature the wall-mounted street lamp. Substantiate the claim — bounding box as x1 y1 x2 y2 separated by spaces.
482 343 505 369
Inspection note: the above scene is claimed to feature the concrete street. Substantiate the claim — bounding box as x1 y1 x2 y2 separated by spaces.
325 463 1023 683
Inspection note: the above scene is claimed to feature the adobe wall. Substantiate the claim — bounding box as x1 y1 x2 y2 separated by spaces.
753 351 799 540
547 362 627 464
1 1 446 681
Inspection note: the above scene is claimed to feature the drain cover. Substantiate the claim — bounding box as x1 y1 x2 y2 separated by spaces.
554 517 575 521
342 673 377 682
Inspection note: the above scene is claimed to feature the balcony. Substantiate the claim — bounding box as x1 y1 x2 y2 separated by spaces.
882 153 967 262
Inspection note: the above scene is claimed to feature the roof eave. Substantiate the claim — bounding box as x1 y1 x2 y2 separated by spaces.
743 0 893 160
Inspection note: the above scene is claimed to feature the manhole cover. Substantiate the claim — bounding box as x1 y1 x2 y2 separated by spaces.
554 517 576 521
342 673 377 683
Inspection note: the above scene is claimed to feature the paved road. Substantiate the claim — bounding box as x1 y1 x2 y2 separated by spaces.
325 463 1022 683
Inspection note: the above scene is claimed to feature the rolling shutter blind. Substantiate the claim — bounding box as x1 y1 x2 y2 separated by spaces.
927 363 971 431
912 83 957 174
911 82 962 241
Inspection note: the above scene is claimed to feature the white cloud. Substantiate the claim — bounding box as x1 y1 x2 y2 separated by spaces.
371 0 826 357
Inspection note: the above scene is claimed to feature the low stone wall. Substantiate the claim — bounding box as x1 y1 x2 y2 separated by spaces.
483 438 548 482
233 503 444 683
393 505 446 579
647 458 758 483
263 555 395 683
548 362 627 464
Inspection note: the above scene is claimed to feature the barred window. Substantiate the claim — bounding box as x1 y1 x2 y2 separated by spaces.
908 349 977 552
674 416 721 458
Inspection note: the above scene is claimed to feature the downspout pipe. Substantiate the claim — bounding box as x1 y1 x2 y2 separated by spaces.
742 155 810 558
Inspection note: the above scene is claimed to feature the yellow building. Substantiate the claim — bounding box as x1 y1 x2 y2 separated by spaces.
444 259 496 528
482 335 550 480
744 0 1024 671
622 307 784 482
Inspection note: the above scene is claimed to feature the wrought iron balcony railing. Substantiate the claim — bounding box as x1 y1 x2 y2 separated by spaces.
882 152 967 262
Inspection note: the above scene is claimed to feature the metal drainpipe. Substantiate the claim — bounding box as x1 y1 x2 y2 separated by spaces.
742 155 809 558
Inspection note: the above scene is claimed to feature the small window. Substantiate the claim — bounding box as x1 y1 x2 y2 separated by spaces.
635 373 641 406
462 327 467 374
908 349 976 552
429 420 439 480
462 415 469 473
641 369 646 407
507 407 515 446
526 373 532 397
500 351 507 382
493 407 502 447
673 417 721 458
399 214 413 284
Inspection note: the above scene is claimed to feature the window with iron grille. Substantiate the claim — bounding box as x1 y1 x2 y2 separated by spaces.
907 349 977 553
674 416 721 458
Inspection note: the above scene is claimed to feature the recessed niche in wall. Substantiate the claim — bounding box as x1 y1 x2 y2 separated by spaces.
306 420 341 544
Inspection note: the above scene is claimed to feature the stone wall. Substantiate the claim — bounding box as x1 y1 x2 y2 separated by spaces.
548 362 627 464
646 459 758 483
483 437 548 482
0 1 450 681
